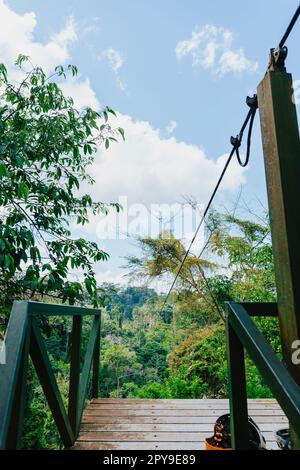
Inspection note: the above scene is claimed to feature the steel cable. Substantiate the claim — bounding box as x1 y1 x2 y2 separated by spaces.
159 96 258 319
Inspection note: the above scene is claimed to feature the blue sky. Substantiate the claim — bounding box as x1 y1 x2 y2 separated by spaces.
1 0 300 287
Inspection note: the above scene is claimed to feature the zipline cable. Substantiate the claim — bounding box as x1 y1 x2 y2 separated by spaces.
278 4 300 48
160 96 258 319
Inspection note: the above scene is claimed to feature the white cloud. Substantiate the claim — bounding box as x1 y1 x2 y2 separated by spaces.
104 47 124 72
79 120 248 274
165 120 177 135
175 24 258 76
74 112 246 257
0 1 99 110
83 113 246 225
0 0 77 73
95 268 127 286
53 16 77 47
81 17 101 36
102 47 126 91
60 77 100 110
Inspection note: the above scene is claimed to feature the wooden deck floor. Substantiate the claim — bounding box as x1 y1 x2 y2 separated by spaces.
72 399 288 450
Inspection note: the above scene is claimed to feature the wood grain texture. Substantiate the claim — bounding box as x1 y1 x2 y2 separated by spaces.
90 398 277 404
72 399 287 451
83 409 284 417
81 415 288 424
80 423 285 432
87 403 282 410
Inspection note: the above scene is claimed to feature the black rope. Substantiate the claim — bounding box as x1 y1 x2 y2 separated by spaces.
278 4 300 48
230 95 258 167
160 95 258 319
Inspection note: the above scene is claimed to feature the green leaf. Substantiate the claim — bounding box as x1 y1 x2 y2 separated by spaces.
107 107 117 117
118 127 125 141
0 63 8 83
15 54 29 67
4 254 14 272
0 163 8 177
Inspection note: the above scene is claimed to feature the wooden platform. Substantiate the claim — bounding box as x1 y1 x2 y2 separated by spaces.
72 399 288 450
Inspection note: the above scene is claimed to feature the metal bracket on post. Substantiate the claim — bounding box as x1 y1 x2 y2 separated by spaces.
268 46 288 71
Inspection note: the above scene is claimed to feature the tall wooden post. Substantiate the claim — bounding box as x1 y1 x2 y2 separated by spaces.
257 61 300 448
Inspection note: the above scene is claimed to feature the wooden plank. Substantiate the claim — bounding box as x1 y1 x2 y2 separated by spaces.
77 431 277 442
82 409 285 417
81 415 288 424
87 403 282 410
91 398 277 404
80 422 287 432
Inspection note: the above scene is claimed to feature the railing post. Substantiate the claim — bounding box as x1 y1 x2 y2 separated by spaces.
226 309 250 449
257 64 300 448
76 314 101 430
5 322 31 449
68 316 83 435
92 313 101 398
0 301 29 450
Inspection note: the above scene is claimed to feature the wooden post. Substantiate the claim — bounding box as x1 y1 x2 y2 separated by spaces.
257 67 300 448
68 316 83 435
226 315 250 449
5 323 31 449
92 313 101 398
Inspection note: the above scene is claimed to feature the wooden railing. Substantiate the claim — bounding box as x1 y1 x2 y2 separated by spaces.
226 301 300 449
3 299 300 449
0 300 101 449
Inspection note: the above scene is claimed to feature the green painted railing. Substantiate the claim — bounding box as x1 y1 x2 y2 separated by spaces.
0 300 101 449
226 301 300 449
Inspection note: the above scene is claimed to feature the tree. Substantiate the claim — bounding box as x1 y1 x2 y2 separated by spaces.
103 284 158 320
127 210 276 327
208 212 276 302
127 231 223 326
101 343 141 395
0 56 125 317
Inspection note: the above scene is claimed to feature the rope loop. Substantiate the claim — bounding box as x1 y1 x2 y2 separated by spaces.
231 94 258 168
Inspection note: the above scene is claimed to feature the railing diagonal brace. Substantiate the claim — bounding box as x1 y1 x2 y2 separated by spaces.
30 319 75 447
